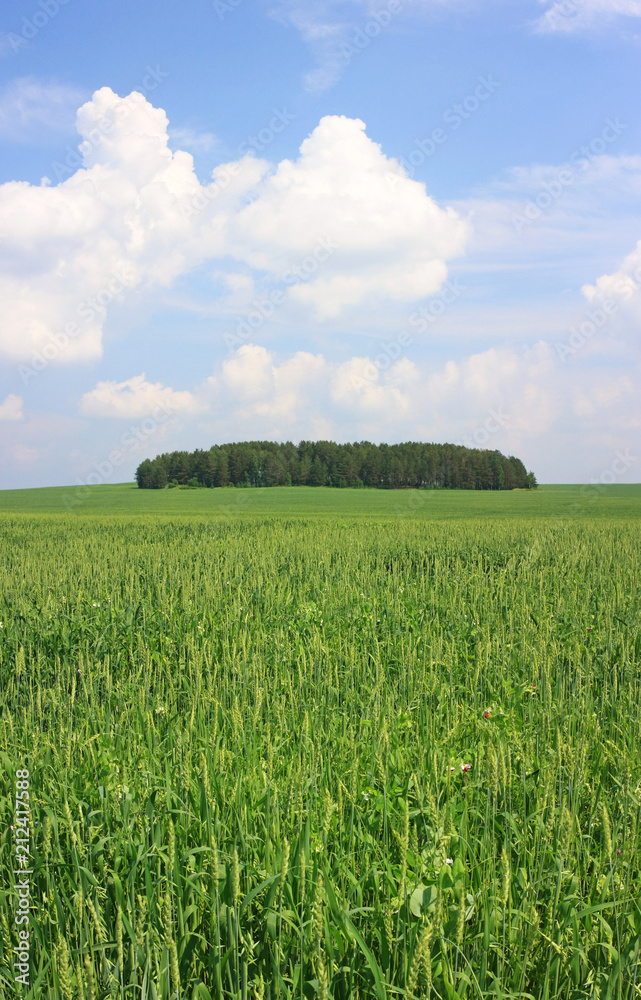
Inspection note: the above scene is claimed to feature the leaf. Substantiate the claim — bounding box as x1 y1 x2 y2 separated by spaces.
343 914 387 1000
266 909 278 941
239 872 279 915
192 985 213 1000
409 883 438 917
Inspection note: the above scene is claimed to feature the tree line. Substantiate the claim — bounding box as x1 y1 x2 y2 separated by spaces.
136 441 537 491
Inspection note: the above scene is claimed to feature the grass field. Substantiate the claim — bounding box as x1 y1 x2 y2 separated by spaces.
0 481 640 519
1 484 640 999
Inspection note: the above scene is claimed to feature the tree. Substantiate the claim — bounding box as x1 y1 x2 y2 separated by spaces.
136 459 154 489
151 463 168 489
135 441 536 492
308 457 327 486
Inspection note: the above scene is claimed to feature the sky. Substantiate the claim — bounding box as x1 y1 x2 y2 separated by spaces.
0 0 640 489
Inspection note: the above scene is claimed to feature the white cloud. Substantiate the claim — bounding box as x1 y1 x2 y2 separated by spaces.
193 340 639 471
0 86 267 365
79 374 204 419
331 355 420 420
535 0 641 33
229 115 467 318
208 344 329 429
0 88 465 365
0 393 23 421
583 238 641 311
0 78 85 140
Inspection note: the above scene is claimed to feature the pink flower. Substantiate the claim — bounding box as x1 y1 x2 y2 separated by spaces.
484 710 490 718
460 764 472 773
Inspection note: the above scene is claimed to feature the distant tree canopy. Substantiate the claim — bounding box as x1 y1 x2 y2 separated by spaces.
136 441 537 491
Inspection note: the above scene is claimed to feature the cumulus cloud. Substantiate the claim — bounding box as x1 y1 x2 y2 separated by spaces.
229 115 467 318
207 344 329 430
0 88 465 365
79 374 204 419
0 88 209 365
0 393 23 421
535 0 641 33
188 338 636 450
583 239 641 311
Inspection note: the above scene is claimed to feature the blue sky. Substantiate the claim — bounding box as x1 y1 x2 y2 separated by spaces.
1 0 640 488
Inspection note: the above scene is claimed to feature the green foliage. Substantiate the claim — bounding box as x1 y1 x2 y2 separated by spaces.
0 504 640 998
135 440 537 491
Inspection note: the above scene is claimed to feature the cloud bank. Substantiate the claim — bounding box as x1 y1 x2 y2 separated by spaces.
0 87 466 366
76 341 638 469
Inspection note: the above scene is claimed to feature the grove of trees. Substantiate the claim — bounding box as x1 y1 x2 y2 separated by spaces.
136 441 537 491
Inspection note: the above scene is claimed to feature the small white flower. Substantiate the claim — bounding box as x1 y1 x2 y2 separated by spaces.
446 858 453 865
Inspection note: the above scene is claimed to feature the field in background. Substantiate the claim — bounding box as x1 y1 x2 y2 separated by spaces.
0 481 640 518
1 487 640 998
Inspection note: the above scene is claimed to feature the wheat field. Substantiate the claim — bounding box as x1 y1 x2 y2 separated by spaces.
1 492 640 998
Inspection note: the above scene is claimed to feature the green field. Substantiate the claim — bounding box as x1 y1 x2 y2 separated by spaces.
0 481 640 519
1 485 640 999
